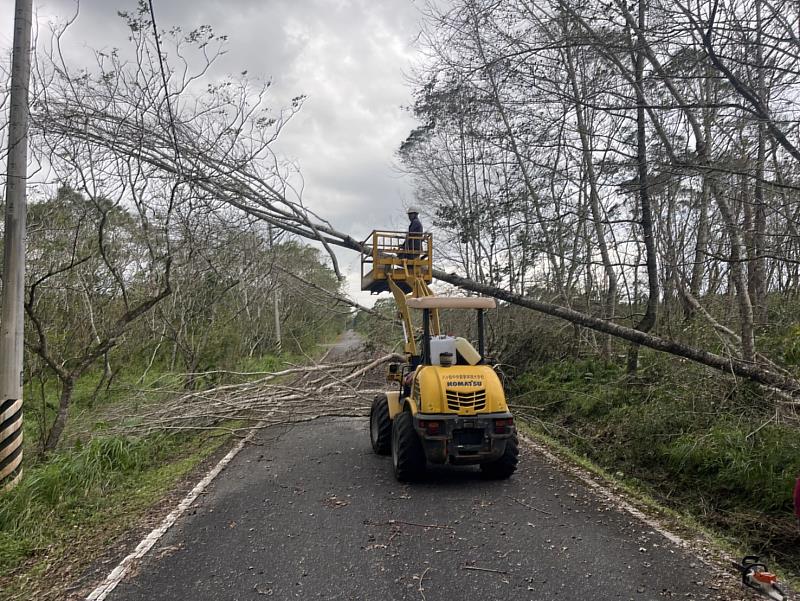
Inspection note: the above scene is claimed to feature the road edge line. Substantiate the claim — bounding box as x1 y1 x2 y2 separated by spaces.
85 420 267 601
519 432 742 589
520 433 688 546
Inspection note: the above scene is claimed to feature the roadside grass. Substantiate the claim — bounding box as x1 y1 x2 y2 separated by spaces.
0 342 331 600
512 351 800 580
0 430 226 599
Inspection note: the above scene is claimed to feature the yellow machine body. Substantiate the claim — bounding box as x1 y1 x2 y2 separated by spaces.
363 230 518 477
386 391 402 419
405 365 507 416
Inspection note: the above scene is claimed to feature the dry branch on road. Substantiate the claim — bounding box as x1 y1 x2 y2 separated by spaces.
106 353 402 435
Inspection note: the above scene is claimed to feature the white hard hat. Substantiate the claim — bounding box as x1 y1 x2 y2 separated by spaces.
407 205 420 214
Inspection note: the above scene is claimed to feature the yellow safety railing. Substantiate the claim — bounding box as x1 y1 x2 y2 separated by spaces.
360 230 433 292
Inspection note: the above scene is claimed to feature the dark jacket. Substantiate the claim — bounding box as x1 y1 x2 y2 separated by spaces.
404 215 423 254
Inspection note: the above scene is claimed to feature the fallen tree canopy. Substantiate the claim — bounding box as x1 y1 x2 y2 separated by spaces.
36 97 800 396
105 353 402 435
36 103 800 396
29 21 800 399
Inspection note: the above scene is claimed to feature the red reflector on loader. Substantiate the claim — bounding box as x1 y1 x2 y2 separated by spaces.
494 418 514 434
418 420 442 435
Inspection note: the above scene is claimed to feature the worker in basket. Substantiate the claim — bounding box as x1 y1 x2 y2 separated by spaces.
398 206 423 259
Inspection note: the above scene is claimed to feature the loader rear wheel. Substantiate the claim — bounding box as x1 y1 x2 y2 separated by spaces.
370 394 392 455
480 432 519 479
391 411 426 481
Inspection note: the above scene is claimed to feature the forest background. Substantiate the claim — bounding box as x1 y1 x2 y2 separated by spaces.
3 0 800 595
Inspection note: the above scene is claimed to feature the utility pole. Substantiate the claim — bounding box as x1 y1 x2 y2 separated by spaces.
0 0 34 490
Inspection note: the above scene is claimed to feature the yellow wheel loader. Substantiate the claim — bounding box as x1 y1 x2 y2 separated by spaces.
361 231 518 481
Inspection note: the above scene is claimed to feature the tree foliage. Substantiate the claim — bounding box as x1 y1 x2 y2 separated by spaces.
1 8 344 453
397 0 800 387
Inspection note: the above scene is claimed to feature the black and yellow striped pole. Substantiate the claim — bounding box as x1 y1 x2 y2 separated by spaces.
0 399 23 489
0 0 33 490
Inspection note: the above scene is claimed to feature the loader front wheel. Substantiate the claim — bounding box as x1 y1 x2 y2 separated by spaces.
391 411 426 481
370 394 392 455
480 432 519 479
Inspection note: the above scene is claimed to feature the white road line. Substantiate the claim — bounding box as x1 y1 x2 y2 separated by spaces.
85 419 268 601
520 432 741 590
520 433 688 547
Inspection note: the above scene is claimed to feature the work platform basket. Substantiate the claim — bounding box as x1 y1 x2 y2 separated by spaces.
360 230 433 294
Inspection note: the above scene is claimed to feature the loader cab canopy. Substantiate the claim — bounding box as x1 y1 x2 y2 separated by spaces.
409 296 496 366
406 297 496 310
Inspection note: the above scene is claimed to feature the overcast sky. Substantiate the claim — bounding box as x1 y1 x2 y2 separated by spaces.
1 0 430 305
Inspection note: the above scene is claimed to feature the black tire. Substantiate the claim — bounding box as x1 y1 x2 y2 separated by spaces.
480 432 519 479
391 411 426 481
370 394 392 455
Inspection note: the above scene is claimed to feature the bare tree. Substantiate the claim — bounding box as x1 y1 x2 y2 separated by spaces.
25 0 800 403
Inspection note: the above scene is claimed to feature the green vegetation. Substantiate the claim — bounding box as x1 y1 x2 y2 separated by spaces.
0 433 219 571
0 338 338 600
1 182 347 598
20 186 346 452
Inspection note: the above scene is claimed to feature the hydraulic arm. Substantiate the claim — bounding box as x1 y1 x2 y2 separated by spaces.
360 230 439 357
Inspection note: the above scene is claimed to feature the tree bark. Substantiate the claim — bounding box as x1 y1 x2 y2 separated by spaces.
688 68 713 309
626 0 659 374
44 377 75 453
750 0 768 323
563 40 618 359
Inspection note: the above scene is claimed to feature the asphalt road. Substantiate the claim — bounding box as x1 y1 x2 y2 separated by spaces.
105 415 745 601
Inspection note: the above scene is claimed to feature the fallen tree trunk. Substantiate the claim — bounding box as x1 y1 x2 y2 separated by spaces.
431 269 800 395
35 88 800 397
